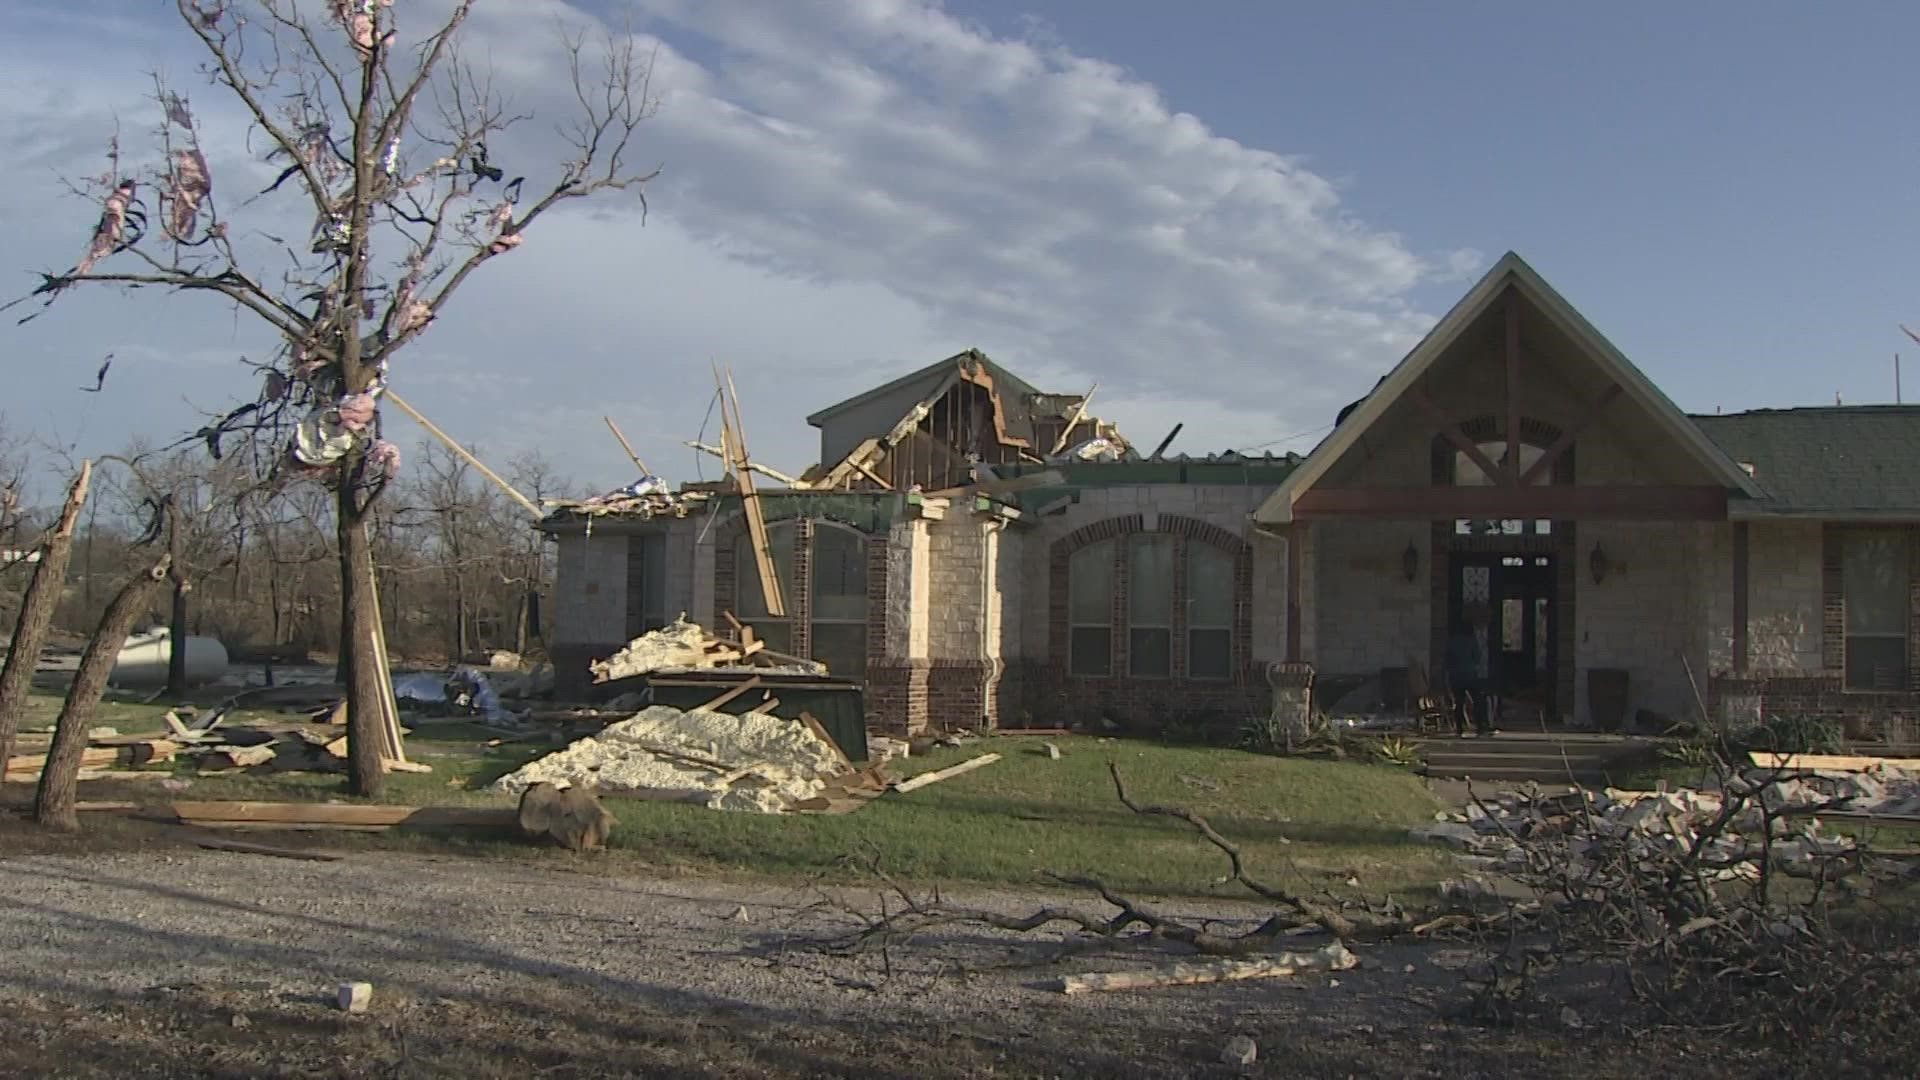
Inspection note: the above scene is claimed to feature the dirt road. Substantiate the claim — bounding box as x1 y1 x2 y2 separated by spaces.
0 846 1726 1078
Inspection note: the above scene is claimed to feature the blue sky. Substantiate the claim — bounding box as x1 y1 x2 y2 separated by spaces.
3 1 1916 500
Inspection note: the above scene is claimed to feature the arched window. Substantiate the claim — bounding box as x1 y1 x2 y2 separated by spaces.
734 522 797 655
810 525 868 680
1451 439 1554 537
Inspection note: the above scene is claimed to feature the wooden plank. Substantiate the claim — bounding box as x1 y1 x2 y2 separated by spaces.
1505 292 1522 483
1732 522 1750 672
798 711 851 768
746 695 779 715
892 752 1002 794
1052 944 1356 994
7 746 131 777
196 837 344 862
1048 383 1098 456
605 416 651 476
1749 751 1920 773
1519 383 1621 485
695 675 762 713
1291 484 1728 521
1148 423 1183 461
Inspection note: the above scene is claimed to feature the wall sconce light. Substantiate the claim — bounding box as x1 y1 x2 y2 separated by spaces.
1589 542 1611 585
1402 541 1420 583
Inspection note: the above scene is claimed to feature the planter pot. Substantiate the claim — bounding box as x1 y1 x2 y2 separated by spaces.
1587 668 1630 733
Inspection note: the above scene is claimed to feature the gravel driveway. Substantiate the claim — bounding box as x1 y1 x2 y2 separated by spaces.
0 847 1673 1078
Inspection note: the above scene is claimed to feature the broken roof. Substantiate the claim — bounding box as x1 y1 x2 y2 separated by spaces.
804 349 1044 428
1695 406 1920 520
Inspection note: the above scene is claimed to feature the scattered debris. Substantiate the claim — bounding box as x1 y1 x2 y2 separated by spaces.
336 982 372 1015
1056 944 1356 995
516 782 616 851
160 801 516 832
490 704 852 814
1041 741 1062 760
1219 1034 1259 1067
590 616 824 683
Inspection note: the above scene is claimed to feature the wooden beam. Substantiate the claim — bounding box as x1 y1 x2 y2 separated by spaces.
684 441 806 487
1284 524 1303 663
1291 485 1728 520
1505 292 1522 483
1732 522 1750 673
1412 389 1505 486
1149 423 1183 460
1520 383 1622 486
717 366 786 617
892 752 1001 793
604 417 651 476
385 391 541 519
1049 384 1098 456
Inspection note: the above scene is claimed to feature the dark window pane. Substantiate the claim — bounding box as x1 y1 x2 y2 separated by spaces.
1845 636 1906 691
735 523 797 620
1129 627 1171 678
1189 628 1231 680
1129 535 1174 625
809 621 867 682
1069 540 1115 625
811 526 868 622
1070 627 1111 677
1844 531 1908 636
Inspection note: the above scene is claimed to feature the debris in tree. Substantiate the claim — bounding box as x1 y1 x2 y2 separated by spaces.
892 753 1001 794
516 782 616 852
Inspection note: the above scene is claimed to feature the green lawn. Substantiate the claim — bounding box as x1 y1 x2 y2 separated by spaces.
17 690 1452 898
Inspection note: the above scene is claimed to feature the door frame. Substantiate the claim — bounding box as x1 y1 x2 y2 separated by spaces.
1430 521 1578 725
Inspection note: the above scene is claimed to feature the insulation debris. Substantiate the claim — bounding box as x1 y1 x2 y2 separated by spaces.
589 616 826 683
489 704 849 813
539 481 709 525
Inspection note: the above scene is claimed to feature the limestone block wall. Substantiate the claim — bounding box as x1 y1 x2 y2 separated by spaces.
1573 521 1711 726
1310 518 1431 678
549 530 628 697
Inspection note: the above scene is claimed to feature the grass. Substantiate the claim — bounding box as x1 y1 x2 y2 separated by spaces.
13 689 1453 898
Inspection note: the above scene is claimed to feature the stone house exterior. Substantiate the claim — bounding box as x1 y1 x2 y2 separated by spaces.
541 252 1920 743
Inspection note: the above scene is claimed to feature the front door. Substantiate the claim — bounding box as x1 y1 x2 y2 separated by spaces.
1448 553 1557 720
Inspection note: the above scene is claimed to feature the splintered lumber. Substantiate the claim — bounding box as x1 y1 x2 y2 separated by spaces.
746 696 780 715
717 364 786 616
385 390 542 519
1749 751 1920 773
605 416 653 476
1052 943 1357 995
196 837 344 862
164 801 516 832
1049 383 1098 456
891 752 1001 794
697 675 763 713
798 711 851 769
6 744 162 779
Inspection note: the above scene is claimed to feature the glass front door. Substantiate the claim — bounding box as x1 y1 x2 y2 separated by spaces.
1448 553 1557 715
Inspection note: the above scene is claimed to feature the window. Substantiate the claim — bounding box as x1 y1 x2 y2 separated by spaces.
1187 544 1234 680
810 525 868 680
1068 539 1115 676
1065 528 1240 680
734 522 797 656
1452 440 1554 537
1843 530 1909 691
1129 535 1174 677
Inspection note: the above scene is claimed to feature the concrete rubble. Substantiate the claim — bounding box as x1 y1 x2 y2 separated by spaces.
489 704 848 813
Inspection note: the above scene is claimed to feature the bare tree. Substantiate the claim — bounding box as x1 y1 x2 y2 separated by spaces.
10 2 658 796
0 464 92 776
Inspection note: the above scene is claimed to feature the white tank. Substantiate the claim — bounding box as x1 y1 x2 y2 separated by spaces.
109 627 230 688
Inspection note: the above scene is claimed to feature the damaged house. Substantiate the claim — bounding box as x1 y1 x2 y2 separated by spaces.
541 254 1920 742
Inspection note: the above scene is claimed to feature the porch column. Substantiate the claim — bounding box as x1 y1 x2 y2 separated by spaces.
1285 523 1302 662
1731 522 1750 672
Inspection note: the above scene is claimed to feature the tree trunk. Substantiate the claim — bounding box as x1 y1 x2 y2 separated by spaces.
337 482 388 799
0 462 91 776
34 552 170 830
164 515 190 698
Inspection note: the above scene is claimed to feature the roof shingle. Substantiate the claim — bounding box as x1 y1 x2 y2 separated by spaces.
1692 406 1920 516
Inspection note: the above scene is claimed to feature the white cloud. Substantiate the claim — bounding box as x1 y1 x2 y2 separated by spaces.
0 0 1468 503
